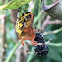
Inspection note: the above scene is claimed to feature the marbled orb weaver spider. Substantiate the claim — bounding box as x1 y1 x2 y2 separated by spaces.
15 8 50 54
15 8 39 46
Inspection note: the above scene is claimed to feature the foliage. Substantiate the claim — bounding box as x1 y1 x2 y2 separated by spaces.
0 0 62 62
0 0 32 10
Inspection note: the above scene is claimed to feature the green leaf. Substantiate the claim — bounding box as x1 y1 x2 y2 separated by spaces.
56 46 62 53
0 0 32 11
48 46 62 61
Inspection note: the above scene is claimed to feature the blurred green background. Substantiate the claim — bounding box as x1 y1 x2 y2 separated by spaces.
0 0 62 62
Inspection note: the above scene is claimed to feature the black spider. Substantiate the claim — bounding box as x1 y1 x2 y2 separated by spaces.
34 32 49 56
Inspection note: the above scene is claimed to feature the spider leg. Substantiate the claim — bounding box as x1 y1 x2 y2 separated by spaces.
31 35 37 45
37 38 51 45
45 38 51 45
25 49 34 54
33 29 40 32
21 37 31 46
19 36 24 39
27 51 34 54
19 35 27 39
25 44 34 54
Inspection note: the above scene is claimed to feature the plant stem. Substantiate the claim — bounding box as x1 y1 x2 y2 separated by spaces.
42 27 62 35
47 43 62 46
5 40 21 62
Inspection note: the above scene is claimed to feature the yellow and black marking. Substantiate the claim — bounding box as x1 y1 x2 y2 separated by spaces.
15 12 34 35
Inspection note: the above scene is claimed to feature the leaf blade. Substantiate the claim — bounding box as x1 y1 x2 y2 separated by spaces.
0 0 32 10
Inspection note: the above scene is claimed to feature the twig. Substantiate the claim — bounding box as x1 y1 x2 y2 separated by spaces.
42 27 62 35
40 15 50 32
47 42 62 46
0 14 6 62
26 47 34 62
9 9 18 24
15 45 24 62
40 15 62 32
48 20 62 24
0 14 6 20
